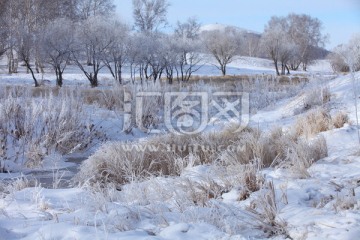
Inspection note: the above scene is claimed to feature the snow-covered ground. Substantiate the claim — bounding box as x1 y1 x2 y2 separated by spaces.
1 57 360 239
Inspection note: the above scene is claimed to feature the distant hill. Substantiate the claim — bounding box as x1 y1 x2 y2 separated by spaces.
200 23 260 35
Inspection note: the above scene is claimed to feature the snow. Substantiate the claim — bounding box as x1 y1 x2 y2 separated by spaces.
200 23 261 35
1 57 360 239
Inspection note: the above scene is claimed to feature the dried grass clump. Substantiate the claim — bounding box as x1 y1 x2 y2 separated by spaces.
82 87 124 110
75 127 246 187
77 118 329 188
220 126 327 179
247 181 290 238
295 108 332 138
75 141 177 187
220 159 264 200
294 108 350 138
302 87 331 111
0 88 96 168
332 111 349 128
276 135 328 178
219 128 268 166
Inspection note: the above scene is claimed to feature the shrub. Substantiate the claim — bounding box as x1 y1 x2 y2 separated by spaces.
77 121 328 187
328 52 350 72
294 108 332 138
294 107 350 138
332 111 349 128
302 87 331 111
0 88 96 169
246 181 290 237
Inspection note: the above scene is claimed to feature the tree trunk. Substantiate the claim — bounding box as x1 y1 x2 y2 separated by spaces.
89 73 98 87
25 60 39 87
302 62 307 71
281 63 286 75
285 65 290 75
117 64 122 84
274 61 280 76
35 59 44 74
55 67 63 87
7 49 14 74
221 64 226 76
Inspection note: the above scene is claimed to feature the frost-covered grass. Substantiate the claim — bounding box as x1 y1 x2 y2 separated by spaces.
1 60 360 239
294 107 350 138
0 86 97 171
75 120 328 188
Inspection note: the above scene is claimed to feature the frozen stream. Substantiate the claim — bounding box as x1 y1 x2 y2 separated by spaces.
28 157 87 188
0 157 87 189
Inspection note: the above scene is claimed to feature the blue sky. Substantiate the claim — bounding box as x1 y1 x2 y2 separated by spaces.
116 0 360 49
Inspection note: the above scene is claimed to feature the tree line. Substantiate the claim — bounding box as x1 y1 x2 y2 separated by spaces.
0 0 328 87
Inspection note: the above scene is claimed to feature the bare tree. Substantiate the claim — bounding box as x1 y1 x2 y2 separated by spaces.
287 14 327 71
141 33 166 82
173 18 203 81
162 36 179 84
202 27 242 76
2 0 25 74
72 16 116 87
0 0 8 58
77 0 115 20
261 14 327 75
260 16 293 76
174 17 201 64
103 20 130 84
17 29 39 87
132 0 169 32
243 32 261 57
42 18 75 87
175 17 201 40
127 33 143 83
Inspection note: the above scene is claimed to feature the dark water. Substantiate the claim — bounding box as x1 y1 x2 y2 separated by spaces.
26 157 87 189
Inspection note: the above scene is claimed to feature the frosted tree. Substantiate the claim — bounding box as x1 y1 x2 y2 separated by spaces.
173 18 203 81
243 33 260 57
72 16 117 87
260 16 294 75
132 0 169 32
141 33 167 82
175 17 201 40
1 0 30 74
202 27 242 76
17 28 39 87
174 17 200 61
77 0 115 20
126 32 166 83
42 18 75 87
261 14 326 75
0 1 8 58
103 20 130 84
162 36 180 84
334 34 360 144
287 14 327 71
1 0 80 74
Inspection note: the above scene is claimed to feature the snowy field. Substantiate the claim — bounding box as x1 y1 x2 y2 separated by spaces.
1 57 360 240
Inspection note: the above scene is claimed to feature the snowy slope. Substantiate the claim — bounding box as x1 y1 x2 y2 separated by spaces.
0 60 359 239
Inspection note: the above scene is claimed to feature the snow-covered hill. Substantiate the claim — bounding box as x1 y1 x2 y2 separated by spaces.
200 23 261 35
0 59 359 239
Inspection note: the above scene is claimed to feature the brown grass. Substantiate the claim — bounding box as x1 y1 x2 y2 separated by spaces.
294 108 350 138
1 84 125 110
77 121 329 187
332 111 349 128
